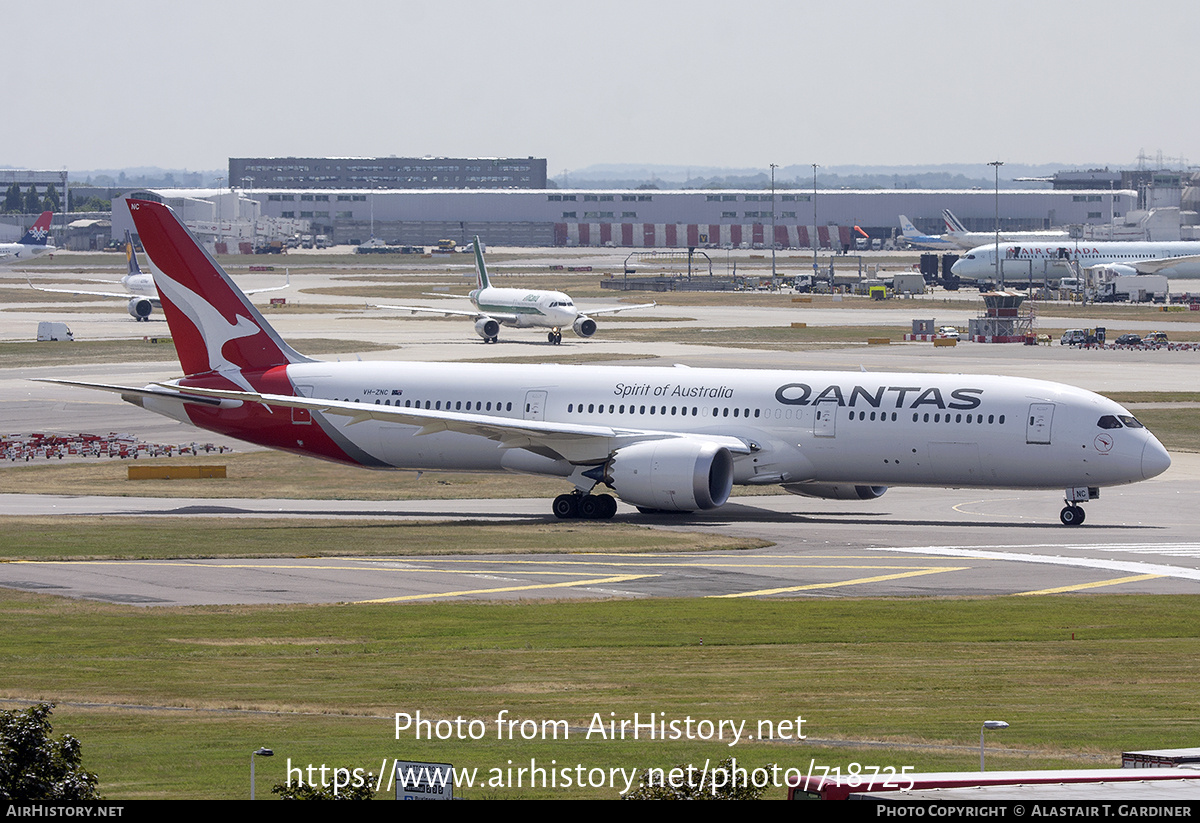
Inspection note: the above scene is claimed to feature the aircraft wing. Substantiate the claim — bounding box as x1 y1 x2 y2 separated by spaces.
371 303 521 324
145 382 752 464
33 379 227 407
27 279 158 303
1117 255 1200 275
577 301 657 316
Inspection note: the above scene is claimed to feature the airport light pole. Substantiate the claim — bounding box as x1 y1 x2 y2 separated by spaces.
812 163 819 281
770 163 777 281
988 160 1003 287
250 747 273 799
980 720 1008 771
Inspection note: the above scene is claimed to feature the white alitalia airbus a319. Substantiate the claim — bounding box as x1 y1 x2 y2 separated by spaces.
41 200 1170 526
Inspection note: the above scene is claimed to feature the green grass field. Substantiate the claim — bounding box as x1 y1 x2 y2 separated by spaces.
3 592 1197 798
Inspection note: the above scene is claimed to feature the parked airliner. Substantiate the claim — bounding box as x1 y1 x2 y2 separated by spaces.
897 216 959 250
30 230 289 320
373 237 654 344
941 209 1067 248
899 212 1067 251
0 211 55 263
41 200 1170 526
951 240 1200 280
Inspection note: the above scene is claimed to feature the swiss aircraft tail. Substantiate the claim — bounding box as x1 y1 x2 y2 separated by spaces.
472 236 491 290
18 211 53 246
942 209 969 235
125 198 310 377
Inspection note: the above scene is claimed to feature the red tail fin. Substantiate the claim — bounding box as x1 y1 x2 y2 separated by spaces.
126 198 309 377
18 211 53 245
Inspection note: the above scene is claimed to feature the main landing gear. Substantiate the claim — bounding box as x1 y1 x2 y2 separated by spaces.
553 491 617 520
547 328 562 345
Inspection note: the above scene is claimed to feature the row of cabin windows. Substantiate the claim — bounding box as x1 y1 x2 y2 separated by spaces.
565 402 1004 426
568 403 761 419
346 398 1011 426
358 398 514 412
908 411 1004 425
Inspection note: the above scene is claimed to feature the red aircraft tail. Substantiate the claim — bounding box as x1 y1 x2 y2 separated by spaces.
125 198 309 378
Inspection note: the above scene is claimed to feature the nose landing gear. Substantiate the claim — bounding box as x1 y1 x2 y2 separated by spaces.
1060 486 1099 526
1059 505 1086 526
548 328 562 345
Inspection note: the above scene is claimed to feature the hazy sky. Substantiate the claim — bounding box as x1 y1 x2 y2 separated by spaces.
7 0 1195 176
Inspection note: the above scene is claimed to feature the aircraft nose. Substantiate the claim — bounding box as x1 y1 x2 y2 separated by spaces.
1142 436 1171 479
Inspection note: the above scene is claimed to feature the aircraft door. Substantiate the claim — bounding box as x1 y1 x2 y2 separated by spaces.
1026 402 1054 444
524 390 547 421
292 385 313 425
813 400 837 438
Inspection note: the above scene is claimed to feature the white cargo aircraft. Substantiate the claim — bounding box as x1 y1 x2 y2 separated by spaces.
373 237 654 344
0 211 55 263
951 239 1200 280
41 200 1171 526
30 229 289 320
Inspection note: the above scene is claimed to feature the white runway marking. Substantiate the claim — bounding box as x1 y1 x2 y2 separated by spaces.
876 544 1200 582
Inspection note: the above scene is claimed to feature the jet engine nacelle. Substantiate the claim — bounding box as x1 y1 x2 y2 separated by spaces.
782 483 887 500
128 297 153 319
572 315 597 338
606 439 733 512
474 317 500 339
1096 263 1138 277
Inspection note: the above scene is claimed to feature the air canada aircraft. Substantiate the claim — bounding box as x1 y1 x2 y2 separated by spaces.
0 211 55 263
41 200 1171 526
373 237 655 344
951 239 1200 281
30 229 289 320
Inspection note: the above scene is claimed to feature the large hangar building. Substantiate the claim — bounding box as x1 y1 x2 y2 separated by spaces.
114 185 1137 250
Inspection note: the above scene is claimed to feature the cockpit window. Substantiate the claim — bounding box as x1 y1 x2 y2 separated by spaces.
1119 415 1144 429
1097 415 1123 429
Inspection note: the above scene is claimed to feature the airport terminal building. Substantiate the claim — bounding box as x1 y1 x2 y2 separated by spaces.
115 187 1138 250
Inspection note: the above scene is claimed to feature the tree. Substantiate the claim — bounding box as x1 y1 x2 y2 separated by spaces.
4 184 21 214
23 186 40 214
0 703 101 801
42 185 60 214
622 757 775 800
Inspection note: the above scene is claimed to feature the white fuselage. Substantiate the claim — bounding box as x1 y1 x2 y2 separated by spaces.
469 286 580 329
144 361 1169 492
0 241 54 263
952 241 1200 279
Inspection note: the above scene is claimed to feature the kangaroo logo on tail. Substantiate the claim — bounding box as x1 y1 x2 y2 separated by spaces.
126 199 309 381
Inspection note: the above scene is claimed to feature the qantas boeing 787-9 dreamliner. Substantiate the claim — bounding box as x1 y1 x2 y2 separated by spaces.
40 200 1171 526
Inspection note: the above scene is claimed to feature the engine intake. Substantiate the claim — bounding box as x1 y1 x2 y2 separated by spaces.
606 439 733 512
127 297 153 319
572 315 597 338
474 317 500 339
